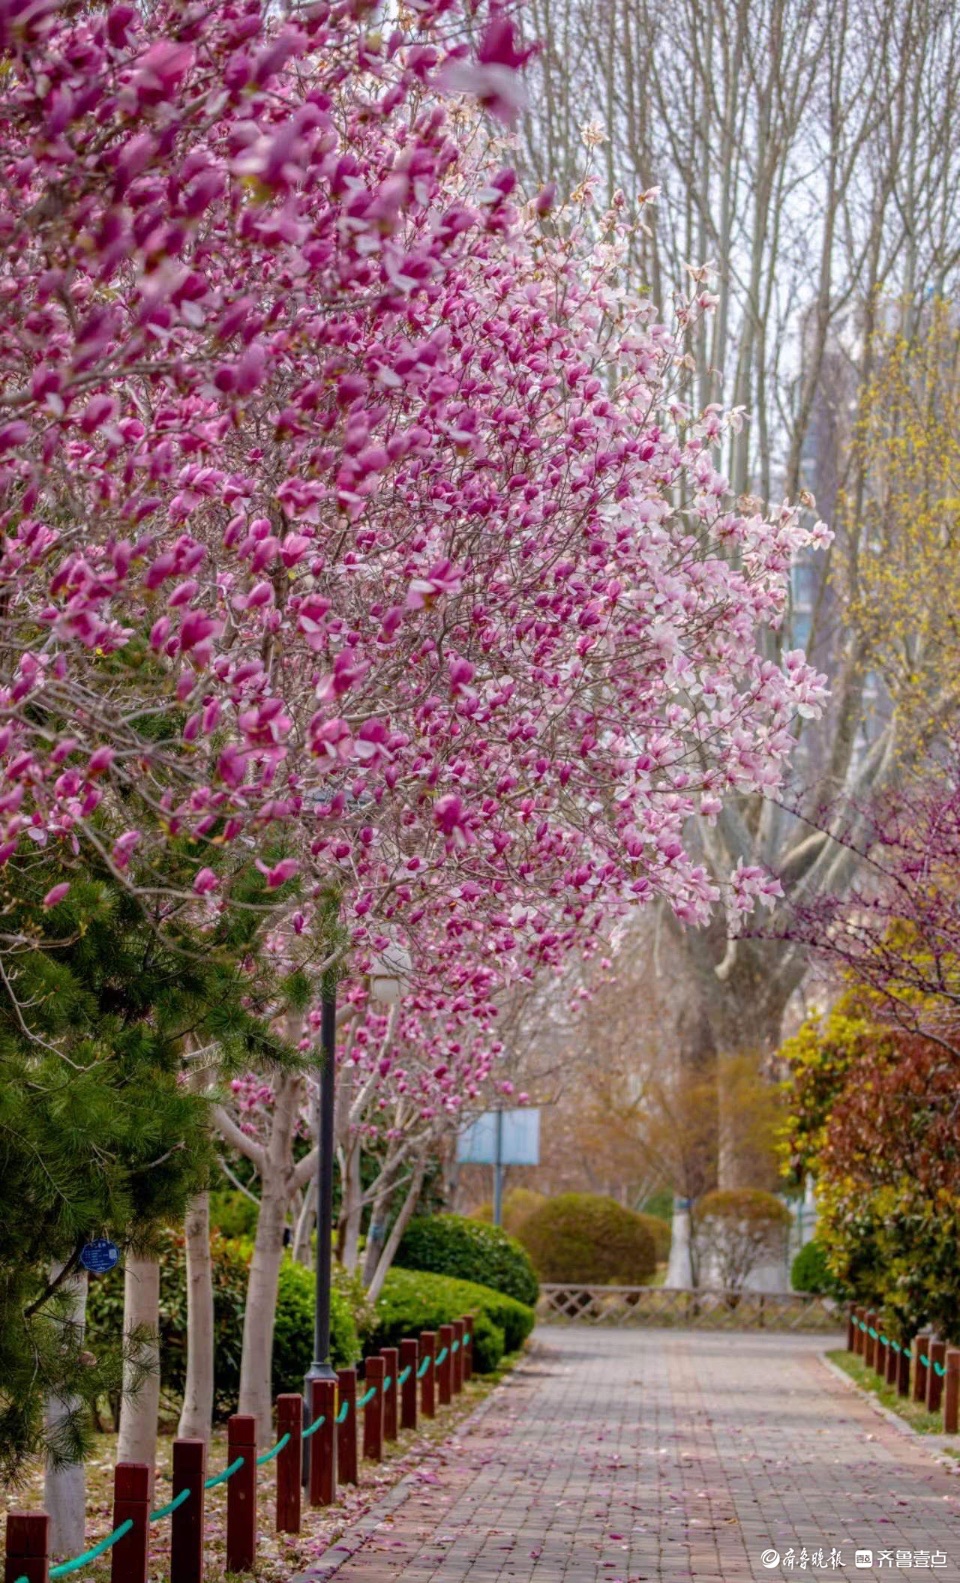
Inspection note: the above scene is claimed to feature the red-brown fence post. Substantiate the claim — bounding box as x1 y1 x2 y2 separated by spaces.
363 1356 385 1463
452 1320 465 1394
463 1315 474 1382
419 1331 436 1419
382 1347 399 1442
876 1328 888 1380
885 1338 899 1388
170 1438 205 1583
853 1307 865 1356
400 1339 419 1431
864 1310 877 1370
927 1339 947 1414
438 1324 454 1406
225 1415 257 1575
897 1339 912 1398
337 1367 359 1486
308 1377 337 1507
914 1333 932 1403
5 1513 49 1583
846 1309 856 1351
276 1394 303 1534
110 1463 149 1583
945 1349 960 1434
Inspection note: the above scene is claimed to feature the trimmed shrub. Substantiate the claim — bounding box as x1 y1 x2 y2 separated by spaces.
517 1193 657 1285
791 1237 849 1300
470 1189 546 1237
635 1211 672 1264
208 1189 259 1240
86 1231 359 1421
397 1214 538 1305
370 1267 535 1371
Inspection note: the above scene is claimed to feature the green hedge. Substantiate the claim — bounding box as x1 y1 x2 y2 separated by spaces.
635 1212 672 1264
86 1232 359 1420
397 1214 539 1305
517 1192 657 1285
791 1237 850 1300
369 1267 535 1373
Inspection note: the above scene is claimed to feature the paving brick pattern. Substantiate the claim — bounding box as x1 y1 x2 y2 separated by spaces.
314 1329 960 1583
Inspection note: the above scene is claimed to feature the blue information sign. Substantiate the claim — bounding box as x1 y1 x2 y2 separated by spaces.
80 1239 120 1275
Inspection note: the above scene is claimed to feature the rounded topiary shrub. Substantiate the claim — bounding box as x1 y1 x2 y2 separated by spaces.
397 1213 539 1305
470 1188 546 1237
791 1237 849 1300
635 1211 672 1264
517 1193 657 1286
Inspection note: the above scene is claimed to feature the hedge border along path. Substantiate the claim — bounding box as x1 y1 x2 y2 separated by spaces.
286 1347 531 1583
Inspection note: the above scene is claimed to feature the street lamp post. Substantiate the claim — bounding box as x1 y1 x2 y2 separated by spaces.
303 942 412 1484
305 973 338 1393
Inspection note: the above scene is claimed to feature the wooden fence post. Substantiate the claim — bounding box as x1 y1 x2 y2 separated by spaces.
463 1315 474 1382
927 1339 947 1414
846 1309 856 1351
853 1307 865 1356
4 1513 49 1583
896 1339 911 1398
382 1347 399 1442
452 1320 465 1394
110 1463 149 1583
225 1415 257 1575
276 1394 303 1534
914 1334 932 1403
337 1367 359 1486
363 1356 385 1463
170 1438 205 1583
876 1328 888 1380
864 1310 877 1370
945 1349 960 1434
400 1339 419 1431
438 1324 454 1406
419 1331 436 1420
308 1378 338 1507
885 1339 899 1388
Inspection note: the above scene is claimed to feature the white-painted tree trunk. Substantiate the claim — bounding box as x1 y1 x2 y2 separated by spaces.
367 1160 426 1304
339 1143 363 1272
665 1200 694 1289
178 1192 214 1441
237 1179 287 1442
292 1179 316 1267
117 1252 161 1496
44 1262 88 1557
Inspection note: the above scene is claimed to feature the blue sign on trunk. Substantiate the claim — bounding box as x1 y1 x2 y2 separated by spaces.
80 1239 120 1275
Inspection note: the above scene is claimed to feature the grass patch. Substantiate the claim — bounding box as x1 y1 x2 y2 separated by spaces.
827 1349 946 1434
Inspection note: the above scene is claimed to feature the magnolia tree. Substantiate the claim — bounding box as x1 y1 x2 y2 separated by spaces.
2 0 829 1476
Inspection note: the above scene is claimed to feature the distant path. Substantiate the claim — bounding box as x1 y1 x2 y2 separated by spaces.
304 1328 960 1582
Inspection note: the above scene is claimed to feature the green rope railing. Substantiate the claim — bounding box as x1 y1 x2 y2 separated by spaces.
204 1454 245 1490
303 1412 326 1440
357 1386 377 1409
398 1365 412 1386
336 1399 350 1422
47 1520 133 1580
256 1432 290 1466
383 1376 392 1392
150 1488 191 1522
417 1356 432 1378
435 1347 448 1366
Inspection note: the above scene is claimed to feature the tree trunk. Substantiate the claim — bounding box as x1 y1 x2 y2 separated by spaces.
178 1192 214 1441
339 1141 363 1272
44 1263 88 1557
117 1252 161 1496
366 1160 426 1304
292 1179 315 1267
237 1180 287 1442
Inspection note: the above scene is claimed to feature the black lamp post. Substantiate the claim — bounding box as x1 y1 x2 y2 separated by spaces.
305 973 338 1392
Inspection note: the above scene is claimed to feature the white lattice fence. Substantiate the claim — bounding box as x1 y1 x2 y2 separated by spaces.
537 1284 841 1331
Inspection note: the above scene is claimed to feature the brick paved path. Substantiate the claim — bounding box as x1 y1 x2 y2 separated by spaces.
311 1329 960 1583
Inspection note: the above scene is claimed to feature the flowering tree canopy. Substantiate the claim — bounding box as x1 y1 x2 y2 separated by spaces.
0 0 828 1014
